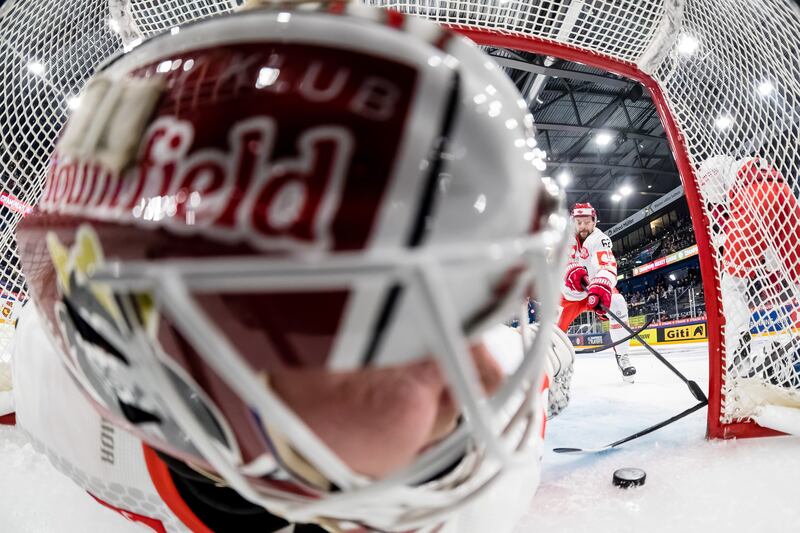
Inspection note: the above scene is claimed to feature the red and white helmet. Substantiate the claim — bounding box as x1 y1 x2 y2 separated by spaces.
571 202 597 220
697 155 738 205
16 3 567 530
697 155 784 206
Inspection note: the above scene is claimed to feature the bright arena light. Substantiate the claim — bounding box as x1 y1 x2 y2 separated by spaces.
595 132 613 146
715 115 733 130
66 95 80 110
557 171 572 186
611 193 622 202
26 61 45 76
677 34 700 55
758 80 775 96
619 184 633 196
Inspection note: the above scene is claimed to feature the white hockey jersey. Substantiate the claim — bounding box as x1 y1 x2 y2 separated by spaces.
561 228 618 301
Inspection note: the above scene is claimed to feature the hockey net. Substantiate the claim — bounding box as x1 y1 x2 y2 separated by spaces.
0 0 799 438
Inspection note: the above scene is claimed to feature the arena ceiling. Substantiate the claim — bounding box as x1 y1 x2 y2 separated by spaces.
486 47 683 229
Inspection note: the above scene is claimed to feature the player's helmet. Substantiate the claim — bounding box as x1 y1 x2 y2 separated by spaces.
571 202 597 220
697 155 738 205
735 156 785 184
16 3 567 530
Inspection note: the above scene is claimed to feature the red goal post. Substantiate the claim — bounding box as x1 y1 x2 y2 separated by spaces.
1 0 799 439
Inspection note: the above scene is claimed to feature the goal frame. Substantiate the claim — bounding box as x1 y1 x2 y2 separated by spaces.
452 27 779 440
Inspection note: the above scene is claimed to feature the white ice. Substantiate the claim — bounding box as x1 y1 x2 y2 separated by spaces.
0 426 142 532
1 343 798 532
517 343 800 533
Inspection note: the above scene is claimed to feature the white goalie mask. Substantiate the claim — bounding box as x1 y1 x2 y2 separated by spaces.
16 3 568 531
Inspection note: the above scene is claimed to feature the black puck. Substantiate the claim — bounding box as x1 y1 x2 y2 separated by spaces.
612 467 646 488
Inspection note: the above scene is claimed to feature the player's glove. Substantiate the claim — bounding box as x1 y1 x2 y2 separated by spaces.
586 279 612 316
565 265 589 292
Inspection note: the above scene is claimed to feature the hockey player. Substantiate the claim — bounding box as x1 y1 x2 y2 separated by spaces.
558 203 636 382
698 155 800 376
9 4 574 532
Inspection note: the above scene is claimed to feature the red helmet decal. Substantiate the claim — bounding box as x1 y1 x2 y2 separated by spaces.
38 43 419 253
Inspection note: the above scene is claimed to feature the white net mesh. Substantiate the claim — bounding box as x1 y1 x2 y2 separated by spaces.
0 0 798 437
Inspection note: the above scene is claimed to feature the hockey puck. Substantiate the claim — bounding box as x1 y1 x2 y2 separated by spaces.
612 468 646 488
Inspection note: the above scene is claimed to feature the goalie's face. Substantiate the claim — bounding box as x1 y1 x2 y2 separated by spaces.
15 4 568 531
271 342 504 477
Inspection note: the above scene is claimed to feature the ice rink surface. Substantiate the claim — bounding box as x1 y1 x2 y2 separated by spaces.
518 342 800 533
1 342 798 532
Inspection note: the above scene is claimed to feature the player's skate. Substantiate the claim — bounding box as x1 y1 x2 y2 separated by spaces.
615 351 636 383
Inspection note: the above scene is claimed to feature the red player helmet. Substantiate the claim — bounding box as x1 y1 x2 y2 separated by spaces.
571 202 597 220
735 156 785 183
15 3 567 530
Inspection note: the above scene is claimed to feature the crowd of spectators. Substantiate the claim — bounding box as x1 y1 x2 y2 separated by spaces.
617 218 696 272
621 267 704 320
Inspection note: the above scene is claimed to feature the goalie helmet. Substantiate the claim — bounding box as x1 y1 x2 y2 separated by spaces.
16 3 567 530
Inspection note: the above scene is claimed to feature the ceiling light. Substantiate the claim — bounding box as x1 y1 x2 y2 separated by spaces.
757 80 774 97
715 115 733 130
27 61 45 76
595 132 614 146
473 194 487 214
677 34 699 56
557 171 572 187
619 184 633 196
611 193 622 202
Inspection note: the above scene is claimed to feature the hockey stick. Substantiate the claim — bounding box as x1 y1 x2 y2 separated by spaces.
602 306 707 403
575 318 654 354
578 280 706 401
557 287 709 453
553 398 707 454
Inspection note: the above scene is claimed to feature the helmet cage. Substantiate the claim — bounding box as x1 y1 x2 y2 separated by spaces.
80 223 567 528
